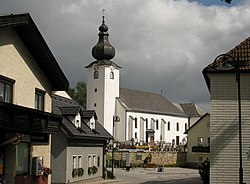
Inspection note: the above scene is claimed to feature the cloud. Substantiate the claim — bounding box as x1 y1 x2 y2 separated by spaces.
1 0 250 112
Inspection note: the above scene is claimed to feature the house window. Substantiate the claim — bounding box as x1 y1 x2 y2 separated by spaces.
35 88 45 111
72 155 77 169
0 75 14 103
135 118 137 128
93 155 97 166
16 143 29 175
168 122 170 131
110 72 114 79
156 120 159 130
78 155 83 168
197 137 203 146
88 155 92 167
94 71 99 79
176 122 179 131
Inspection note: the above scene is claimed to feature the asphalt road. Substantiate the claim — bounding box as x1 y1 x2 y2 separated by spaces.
112 167 203 184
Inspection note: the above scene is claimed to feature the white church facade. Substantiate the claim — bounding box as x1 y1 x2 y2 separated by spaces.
86 16 204 147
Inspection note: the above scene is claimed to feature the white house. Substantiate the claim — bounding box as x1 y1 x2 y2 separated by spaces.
86 16 205 148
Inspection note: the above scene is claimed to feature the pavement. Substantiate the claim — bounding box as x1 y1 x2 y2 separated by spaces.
83 167 201 184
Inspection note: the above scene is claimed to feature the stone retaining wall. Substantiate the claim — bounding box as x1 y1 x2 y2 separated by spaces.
106 151 186 168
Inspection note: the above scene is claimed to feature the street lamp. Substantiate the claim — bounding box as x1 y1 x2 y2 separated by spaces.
215 53 244 184
112 115 120 176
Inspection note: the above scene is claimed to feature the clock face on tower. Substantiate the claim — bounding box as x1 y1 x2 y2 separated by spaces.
94 65 99 71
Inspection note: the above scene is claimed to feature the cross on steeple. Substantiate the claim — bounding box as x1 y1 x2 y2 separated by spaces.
102 8 105 23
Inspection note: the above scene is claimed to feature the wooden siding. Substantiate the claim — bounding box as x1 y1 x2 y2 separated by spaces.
209 73 250 183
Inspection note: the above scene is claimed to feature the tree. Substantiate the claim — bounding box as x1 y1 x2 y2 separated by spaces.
67 81 87 108
222 0 232 3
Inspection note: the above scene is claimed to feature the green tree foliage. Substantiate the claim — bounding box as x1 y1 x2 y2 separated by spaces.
222 0 232 3
68 81 87 108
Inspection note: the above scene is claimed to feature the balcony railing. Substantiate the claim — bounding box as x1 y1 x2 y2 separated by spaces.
192 146 210 153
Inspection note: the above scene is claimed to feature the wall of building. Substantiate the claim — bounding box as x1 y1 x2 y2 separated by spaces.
115 99 126 141
209 73 250 183
66 146 103 183
0 27 54 183
103 66 119 135
51 132 67 184
0 27 52 112
86 64 119 135
87 65 105 128
186 114 210 167
125 111 188 145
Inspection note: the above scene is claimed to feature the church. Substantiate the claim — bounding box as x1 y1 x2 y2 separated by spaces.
85 16 205 148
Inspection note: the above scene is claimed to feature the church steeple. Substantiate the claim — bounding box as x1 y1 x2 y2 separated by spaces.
92 15 115 61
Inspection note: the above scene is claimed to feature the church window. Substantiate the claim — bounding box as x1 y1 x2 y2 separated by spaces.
168 122 170 131
135 118 137 128
156 120 159 130
146 119 148 129
185 123 187 131
94 88 97 92
176 122 179 131
110 71 114 79
94 103 97 107
135 132 137 139
94 71 99 79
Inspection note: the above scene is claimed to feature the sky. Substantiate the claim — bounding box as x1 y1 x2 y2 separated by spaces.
1 0 250 112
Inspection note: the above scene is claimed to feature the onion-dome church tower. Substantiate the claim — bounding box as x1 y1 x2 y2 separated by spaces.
85 15 121 135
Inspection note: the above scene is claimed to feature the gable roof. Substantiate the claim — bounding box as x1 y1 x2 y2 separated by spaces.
179 103 205 117
52 94 112 140
203 36 250 90
82 110 98 119
59 106 81 116
184 113 210 134
118 88 187 117
0 13 69 91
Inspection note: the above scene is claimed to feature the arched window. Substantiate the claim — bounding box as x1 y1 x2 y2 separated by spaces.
176 122 179 131
146 118 148 129
168 121 170 131
185 123 187 131
135 118 137 128
94 71 99 79
156 120 159 130
110 71 114 79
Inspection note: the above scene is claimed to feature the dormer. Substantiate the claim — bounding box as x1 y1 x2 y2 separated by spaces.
88 116 95 130
74 113 81 128
82 110 98 130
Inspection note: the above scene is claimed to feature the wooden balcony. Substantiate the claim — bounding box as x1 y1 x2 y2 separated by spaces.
0 102 61 134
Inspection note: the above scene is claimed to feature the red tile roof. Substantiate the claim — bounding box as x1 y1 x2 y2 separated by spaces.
203 37 250 73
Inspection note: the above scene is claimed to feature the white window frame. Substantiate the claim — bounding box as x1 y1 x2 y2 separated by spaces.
88 155 92 167
72 155 77 169
78 155 83 168
93 154 97 167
